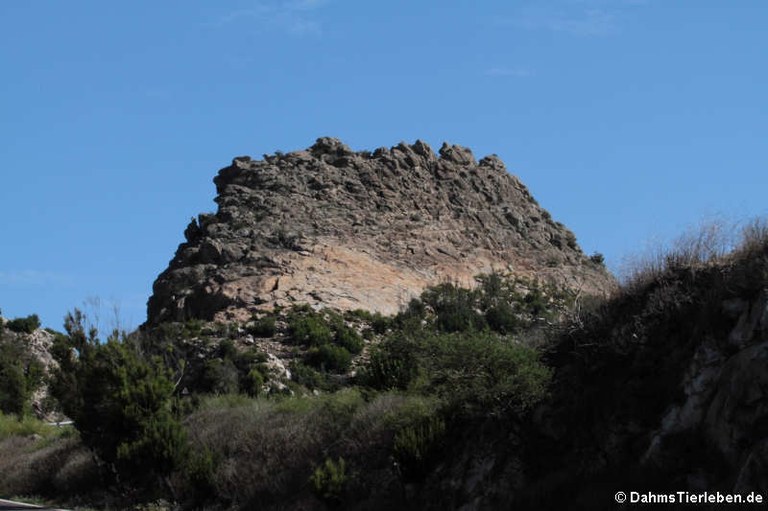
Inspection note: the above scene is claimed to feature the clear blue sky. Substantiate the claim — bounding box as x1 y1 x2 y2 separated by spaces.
2 1 766 331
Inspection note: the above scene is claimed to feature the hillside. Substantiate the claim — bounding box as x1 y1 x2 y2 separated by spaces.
2 140 766 511
4 229 767 510
147 138 613 325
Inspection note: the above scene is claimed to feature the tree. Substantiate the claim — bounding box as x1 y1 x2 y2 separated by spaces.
0 335 44 417
51 310 189 488
5 314 41 334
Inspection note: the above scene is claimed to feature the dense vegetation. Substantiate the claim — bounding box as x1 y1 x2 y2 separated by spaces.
0 273 564 509
3 218 766 510
0 313 45 417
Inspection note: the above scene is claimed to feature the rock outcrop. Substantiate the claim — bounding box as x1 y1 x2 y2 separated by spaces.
147 138 613 325
427 252 768 510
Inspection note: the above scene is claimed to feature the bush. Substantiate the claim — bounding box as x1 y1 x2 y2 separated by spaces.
201 358 239 395
589 252 606 265
370 313 392 335
185 448 218 502
182 390 369 508
359 335 418 391
737 217 768 257
50 310 189 486
288 313 333 346
485 302 520 334
289 361 339 392
334 325 363 354
306 344 352 373
393 415 446 482
362 329 551 417
523 286 549 317
0 339 44 416
421 283 486 333
249 316 276 338
619 218 739 290
0 362 27 416
0 412 55 440
241 368 265 397
310 457 347 505
218 339 238 360
345 309 373 321
417 331 551 415
6 314 41 334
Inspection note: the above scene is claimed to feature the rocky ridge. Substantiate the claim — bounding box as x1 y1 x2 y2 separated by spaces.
147 138 613 325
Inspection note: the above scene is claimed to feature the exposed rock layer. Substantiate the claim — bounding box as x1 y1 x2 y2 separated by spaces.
147 138 613 325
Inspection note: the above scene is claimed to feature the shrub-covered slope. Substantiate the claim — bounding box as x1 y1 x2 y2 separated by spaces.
511 224 768 510
2 224 767 511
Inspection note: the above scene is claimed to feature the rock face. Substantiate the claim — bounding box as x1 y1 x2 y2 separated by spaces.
147 138 613 325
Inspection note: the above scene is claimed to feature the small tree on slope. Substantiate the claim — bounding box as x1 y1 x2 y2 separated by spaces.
51 309 188 491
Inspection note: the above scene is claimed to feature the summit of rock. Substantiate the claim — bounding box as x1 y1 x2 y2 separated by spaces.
147 138 614 325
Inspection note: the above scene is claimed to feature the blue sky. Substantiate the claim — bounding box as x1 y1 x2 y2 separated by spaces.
1 1 766 331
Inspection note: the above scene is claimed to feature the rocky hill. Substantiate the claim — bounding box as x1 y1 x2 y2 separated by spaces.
147 138 613 325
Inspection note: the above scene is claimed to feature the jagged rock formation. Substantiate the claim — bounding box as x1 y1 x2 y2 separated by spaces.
147 138 613 325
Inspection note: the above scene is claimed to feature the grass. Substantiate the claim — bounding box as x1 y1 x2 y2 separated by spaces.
179 389 442 509
8 495 49 506
5 495 100 511
618 217 768 292
0 413 63 441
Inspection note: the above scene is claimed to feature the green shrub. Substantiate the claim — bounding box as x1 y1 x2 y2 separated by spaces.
334 325 363 354
289 361 338 392
421 283 485 332
185 448 218 502
288 314 333 346
417 331 551 416
182 319 205 338
0 340 44 416
523 287 549 317
249 316 277 338
50 310 189 486
393 415 445 482
589 252 606 265
201 358 240 395
0 362 27 416
346 309 373 321
0 412 56 440
219 339 238 360
359 335 418 391
361 328 551 417
306 345 352 373
371 313 392 334
6 314 40 334
241 368 265 397
398 298 426 322
310 457 347 505
484 302 520 334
